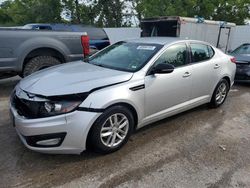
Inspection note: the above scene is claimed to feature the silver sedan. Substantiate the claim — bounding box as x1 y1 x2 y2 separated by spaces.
10 37 236 154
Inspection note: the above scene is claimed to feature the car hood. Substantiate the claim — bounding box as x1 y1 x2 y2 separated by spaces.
234 54 250 63
19 61 133 96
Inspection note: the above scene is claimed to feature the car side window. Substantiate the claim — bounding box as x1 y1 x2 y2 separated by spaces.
190 43 214 63
154 43 188 67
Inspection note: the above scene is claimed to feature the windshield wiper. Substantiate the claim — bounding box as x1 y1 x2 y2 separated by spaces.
92 63 106 68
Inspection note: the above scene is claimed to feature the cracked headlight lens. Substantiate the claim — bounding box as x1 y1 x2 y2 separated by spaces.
41 101 82 117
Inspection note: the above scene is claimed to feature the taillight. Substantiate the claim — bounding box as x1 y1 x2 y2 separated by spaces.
81 35 90 57
230 57 236 63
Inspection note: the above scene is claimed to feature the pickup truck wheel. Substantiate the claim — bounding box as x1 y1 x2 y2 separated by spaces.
23 56 61 77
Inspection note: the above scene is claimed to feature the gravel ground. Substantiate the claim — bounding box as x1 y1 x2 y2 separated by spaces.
0 76 249 188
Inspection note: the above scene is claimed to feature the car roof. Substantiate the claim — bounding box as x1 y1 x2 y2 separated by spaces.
25 23 51 26
126 37 183 45
25 23 95 27
126 37 212 46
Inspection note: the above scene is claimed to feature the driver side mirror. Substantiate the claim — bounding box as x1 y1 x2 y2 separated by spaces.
151 63 175 74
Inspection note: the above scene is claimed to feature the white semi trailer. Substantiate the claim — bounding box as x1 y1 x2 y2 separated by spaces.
230 25 250 50
141 16 236 52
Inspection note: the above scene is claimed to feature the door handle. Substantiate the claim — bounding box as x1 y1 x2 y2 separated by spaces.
214 64 220 69
183 72 191 78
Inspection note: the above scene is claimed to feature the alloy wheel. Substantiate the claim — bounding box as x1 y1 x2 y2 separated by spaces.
215 82 227 104
100 113 129 148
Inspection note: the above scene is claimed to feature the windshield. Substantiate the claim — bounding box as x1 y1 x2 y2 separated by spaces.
231 44 250 55
88 41 163 72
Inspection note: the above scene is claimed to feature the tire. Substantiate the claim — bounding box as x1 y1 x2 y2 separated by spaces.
210 79 230 108
89 105 134 154
22 56 61 77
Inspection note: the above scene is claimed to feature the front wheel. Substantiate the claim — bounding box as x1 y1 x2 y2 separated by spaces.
210 79 230 108
89 105 134 154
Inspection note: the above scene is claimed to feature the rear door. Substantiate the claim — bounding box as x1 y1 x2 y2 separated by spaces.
144 42 193 117
189 43 220 100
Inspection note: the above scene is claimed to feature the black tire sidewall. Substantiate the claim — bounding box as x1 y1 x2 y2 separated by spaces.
89 105 134 154
23 56 61 77
211 79 230 108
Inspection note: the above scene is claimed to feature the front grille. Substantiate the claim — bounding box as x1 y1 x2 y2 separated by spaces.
12 95 43 119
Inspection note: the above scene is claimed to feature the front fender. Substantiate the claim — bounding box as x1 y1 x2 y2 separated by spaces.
80 80 145 124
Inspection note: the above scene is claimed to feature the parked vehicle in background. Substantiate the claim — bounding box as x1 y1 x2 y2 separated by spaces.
10 38 236 154
0 28 89 77
23 23 110 53
141 16 236 52
229 43 250 82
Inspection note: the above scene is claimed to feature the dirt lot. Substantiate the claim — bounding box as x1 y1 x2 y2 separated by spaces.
0 76 249 188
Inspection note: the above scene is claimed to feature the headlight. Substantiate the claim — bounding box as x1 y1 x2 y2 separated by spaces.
40 101 82 117
12 91 88 119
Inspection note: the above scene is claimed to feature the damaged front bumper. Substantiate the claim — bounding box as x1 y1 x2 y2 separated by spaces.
10 104 100 154
9 87 101 154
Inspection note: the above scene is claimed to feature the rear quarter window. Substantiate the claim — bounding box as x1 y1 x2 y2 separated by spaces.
190 43 214 63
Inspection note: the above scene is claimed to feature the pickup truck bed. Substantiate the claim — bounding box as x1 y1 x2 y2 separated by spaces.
0 29 88 77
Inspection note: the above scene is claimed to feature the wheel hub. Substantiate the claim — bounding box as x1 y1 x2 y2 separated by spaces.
216 82 227 104
100 113 129 148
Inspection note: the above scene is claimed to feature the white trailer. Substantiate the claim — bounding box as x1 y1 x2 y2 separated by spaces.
230 25 250 50
141 16 236 52
103 27 141 44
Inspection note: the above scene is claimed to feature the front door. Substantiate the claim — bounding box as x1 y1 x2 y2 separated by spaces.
145 43 193 118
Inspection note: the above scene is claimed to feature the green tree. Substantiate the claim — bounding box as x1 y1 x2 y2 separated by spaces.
0 0 62 25
93 0 126 27
135 0 250 24
0 1 14 25
62 0 96 25
211 0 250 25
132 0 196 18
62 0 80 23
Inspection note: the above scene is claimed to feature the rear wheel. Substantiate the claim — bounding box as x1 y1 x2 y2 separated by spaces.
210 79 230 108
22 56 61 77
89 105 134 154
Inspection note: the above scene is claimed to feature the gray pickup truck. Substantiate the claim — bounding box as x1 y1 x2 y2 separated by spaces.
0 29 88 77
